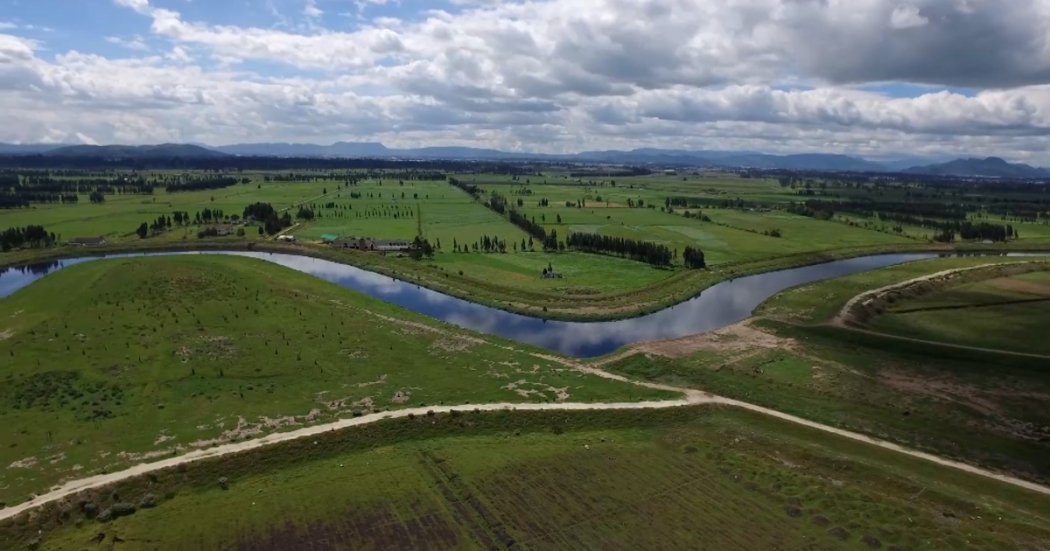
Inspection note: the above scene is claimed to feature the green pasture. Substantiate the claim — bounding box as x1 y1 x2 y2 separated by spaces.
607 321 1050 481
0 255 672 505
757 255 1050 323
8 407 1050 551
871 270 1050 355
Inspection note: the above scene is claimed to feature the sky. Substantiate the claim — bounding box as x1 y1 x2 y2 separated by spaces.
2 0 1050 162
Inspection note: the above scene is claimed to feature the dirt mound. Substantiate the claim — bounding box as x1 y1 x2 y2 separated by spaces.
828 527 850 540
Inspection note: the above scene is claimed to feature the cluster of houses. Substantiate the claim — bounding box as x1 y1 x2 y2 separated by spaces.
327 236 412 252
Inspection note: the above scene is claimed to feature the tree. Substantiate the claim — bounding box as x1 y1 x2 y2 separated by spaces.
683 246 706 269
136 222 148 239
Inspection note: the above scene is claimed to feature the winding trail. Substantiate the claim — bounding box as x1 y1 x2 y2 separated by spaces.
830 260 1050 360
4 352 1050 523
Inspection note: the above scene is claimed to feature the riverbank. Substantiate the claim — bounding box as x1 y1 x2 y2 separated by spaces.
3 238 1047 322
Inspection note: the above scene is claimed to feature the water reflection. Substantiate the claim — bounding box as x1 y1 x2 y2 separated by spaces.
0 251 1039 357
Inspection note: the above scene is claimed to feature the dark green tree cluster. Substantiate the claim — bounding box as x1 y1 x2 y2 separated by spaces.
508 210 547 241
566 232 672 266
165 176 240 193
1 225 55 252
88 190 106 204
296 206 316 220
448 177 480 198
409 236 435 260
682 247 706 269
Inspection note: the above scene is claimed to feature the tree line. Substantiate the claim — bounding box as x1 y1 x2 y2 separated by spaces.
165 176 243 193
1 225 56 252
566 233 673 267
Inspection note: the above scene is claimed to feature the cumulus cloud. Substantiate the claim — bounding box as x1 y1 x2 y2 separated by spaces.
890 5 929 29
3 0 1050 162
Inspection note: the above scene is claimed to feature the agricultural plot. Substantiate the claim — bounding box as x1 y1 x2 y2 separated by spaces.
9 408 1049 551
0 175 330 244
870 270 1050 355
756 255 1050 324
606 320 1050 481
0 255 673 505
290 180 529 249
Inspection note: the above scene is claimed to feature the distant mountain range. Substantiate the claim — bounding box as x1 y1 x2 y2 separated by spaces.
0 142 1047 178
41 144 228 159
902 157 1050 179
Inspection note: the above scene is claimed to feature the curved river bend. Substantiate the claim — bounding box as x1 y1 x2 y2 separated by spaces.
0 251 1028 357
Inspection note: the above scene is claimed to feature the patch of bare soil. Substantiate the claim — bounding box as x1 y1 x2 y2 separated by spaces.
429 335 483 353
8 456 37 469
598 320 792 366
175 335 237 361
502 380 570 401
0 329 14 340
390 390 410 403
987 276 1050 296
880 370 1049 441
357 374 387 388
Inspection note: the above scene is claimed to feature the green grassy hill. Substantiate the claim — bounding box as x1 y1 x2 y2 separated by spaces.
0 255 672 505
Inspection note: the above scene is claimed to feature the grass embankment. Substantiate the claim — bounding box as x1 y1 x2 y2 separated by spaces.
757 255 1050 324
5 407 1049 551
869 270 1050 356
0 255 674 505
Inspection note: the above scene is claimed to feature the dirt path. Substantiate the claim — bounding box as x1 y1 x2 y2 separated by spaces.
831 261 1045 328
5 355 1050 523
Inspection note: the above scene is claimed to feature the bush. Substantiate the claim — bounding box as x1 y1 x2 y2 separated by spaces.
219 476 229 490
139 494 156 509
112 502 136 518
96 508 113 523
81 501 98 518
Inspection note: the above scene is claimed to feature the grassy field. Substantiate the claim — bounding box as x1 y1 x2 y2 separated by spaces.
869 270 1050 355
5 407 1050 551
604 320 1050 483
3 171 1049 322
0 255 674 506
757 255 1050 324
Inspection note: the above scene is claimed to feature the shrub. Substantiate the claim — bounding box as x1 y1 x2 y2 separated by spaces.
112 502 136 517
426 410 435 417
81 501 98 518
139 494 156 509
219 476 229 490
97 508 113 523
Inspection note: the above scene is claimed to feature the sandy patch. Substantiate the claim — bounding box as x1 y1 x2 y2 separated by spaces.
391 390 411 403
154 433 175 446
0 329 13 340
430 335 483 353
502 380 571 402
598 320 791 365
8 456 38 469
357 374 387 387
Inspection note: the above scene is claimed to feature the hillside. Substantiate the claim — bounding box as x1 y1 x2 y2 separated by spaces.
44 144 228 159
0 255 667 505
904 156 1050 178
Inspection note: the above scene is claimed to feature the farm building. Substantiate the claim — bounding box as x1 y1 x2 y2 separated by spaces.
276 235 296 242
67 237 107 246
205 225 234 236
331 237 411 252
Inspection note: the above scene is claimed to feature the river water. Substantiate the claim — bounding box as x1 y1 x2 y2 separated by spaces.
0 251 1032 357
